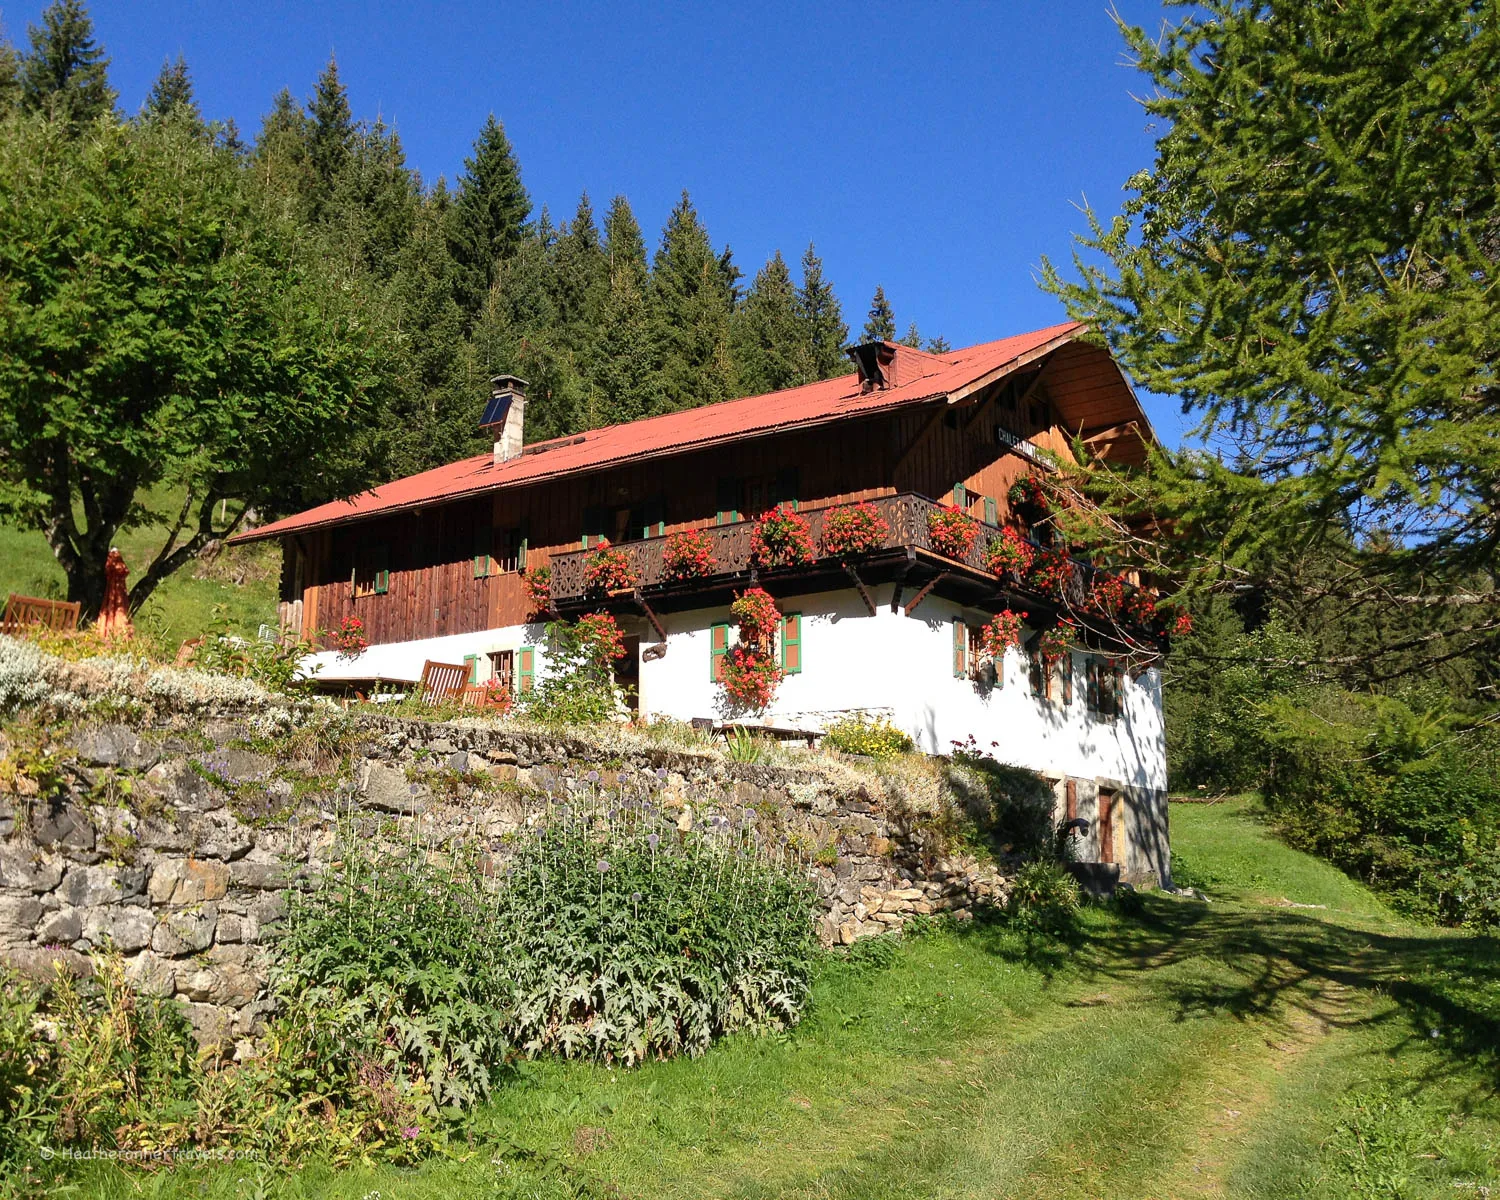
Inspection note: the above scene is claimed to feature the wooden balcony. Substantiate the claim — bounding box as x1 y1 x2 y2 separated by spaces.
548 491 1099 617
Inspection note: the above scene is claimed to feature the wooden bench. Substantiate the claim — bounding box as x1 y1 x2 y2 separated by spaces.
713 721 822 749
3 593 81 636
419 660 470 704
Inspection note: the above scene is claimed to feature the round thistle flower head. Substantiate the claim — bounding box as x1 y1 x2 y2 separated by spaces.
596 858 610 873
647 833 660 851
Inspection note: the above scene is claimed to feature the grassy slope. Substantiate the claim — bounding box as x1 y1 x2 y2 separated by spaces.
65 797 1499 1199
0 493 277 648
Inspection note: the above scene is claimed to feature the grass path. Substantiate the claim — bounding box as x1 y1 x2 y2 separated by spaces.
73 799 1500 1200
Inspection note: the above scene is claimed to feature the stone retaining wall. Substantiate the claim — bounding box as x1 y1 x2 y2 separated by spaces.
0 713 1012 1052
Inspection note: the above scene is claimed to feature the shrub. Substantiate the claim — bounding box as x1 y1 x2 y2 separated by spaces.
927 505 977 560
750 504 815 568
518 622 619 725
821 502 890 558
1006 861 1082 933
583 539 639 594
661 528 717 581
823 713 914 759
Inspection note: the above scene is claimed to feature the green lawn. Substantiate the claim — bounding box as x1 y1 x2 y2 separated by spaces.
0 492 278 648
53 797 1499 1199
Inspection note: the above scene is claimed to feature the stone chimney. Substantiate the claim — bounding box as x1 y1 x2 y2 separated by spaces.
482 375 528 464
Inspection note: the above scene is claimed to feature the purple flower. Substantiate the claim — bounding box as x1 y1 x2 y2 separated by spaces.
586 770 601 783
656 768 668 780
401 1126 420 1140
631 892 642 903
647 833 660 852
596 859 610 873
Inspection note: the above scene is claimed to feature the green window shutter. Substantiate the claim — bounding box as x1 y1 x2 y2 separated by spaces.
582 506 606 549
463 654 479 684
952 619 968 678
473 524 491 578
1061 653 1073 705
953 482 968 509
781 613 802 674
984 496 998 525
641 496 666 539
517 647 535 693
373 544 389 594
772 467 801 511
715 479 741 525
710 622 730 681
517 521 529 572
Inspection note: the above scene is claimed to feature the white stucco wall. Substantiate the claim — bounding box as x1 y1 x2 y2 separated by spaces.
301 621 548 686
638 586 1167 793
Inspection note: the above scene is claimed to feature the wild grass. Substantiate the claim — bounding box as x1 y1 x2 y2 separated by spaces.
41 798 1499 1199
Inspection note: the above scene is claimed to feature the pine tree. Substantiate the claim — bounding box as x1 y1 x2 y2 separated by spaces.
551 193 609 349
450 113 531 318
1042 0 1500 680
898 321 922 349
305 55 353 210
251 88 315 215
142 54 200 125
650 191 739 413
19 0 115 126
861 285 895 342
795 243 849 379
925 335 952 354
733 250 804 394
592 194 660 427
0 23 21 112
321 120 418 279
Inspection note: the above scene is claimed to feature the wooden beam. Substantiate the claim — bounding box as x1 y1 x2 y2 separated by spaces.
903 572 948 616
890 550 916 612
891 401 952 475
844 564 877 616
964 360 1050 431
633 591 669 648
945 329 1079 406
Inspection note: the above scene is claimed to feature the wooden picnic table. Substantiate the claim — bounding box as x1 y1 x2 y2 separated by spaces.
701 720 822 749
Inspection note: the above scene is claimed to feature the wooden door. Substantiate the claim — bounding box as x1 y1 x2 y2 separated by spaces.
1097 789 1116 864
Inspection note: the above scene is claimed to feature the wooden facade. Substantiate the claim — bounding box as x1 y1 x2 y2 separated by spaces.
280 339 1146 649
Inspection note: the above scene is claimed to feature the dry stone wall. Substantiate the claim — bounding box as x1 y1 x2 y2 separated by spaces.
0 713 1013 1052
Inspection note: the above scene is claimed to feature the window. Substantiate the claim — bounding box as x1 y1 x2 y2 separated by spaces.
953 482 969 509
352 544 389 598
1027 642 1046 698
952 618 969 679
475 524 527 577
1086 658 1124 720
722 469 800 523
780 613 801 674
983 496 998 526
489 650 514 693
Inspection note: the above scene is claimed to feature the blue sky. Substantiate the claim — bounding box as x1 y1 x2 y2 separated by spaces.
9 0 1186 441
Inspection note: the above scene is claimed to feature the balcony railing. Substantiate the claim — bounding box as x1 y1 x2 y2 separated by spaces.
549 491 1092 608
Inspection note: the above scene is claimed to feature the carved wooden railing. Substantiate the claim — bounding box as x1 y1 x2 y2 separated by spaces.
549 492 1092 608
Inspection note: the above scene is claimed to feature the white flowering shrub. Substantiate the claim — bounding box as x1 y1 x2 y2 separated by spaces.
0 637 51 712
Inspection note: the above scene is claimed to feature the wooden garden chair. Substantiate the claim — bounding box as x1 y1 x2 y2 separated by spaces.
418 660 469 704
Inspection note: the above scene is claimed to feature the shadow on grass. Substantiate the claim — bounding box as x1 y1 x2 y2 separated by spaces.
954 894 1500 1105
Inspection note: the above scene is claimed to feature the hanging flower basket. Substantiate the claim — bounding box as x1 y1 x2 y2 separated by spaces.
980 609 1027 659
720 587 786 709
751 505 815 568
583 539 639 594
1037 619 1074 664
1008 474 1051 519
730 586 781 644
822 502 891 559
575 611 626 668
661 528 717 581
1026 548 1073 600
985 526 1035 576
927 505 978 560
722 647 785 709
521 565 552 614
1088 572 1126 616
334 615 368 657
1123 587 1157 626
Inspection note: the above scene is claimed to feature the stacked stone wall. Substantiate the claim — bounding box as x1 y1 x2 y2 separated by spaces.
0 713 1012 1051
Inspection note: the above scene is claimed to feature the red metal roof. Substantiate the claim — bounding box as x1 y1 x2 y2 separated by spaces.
232 321 1088 544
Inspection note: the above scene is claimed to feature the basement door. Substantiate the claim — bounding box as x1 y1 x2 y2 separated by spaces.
1097 789 1118 864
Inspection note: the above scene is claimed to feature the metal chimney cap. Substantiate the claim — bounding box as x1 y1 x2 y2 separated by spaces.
490 374 528 395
